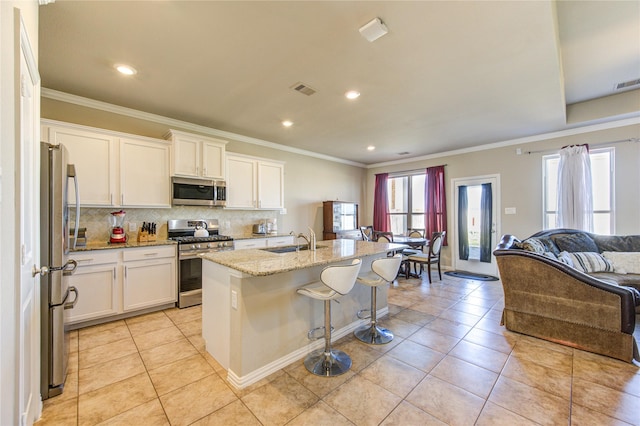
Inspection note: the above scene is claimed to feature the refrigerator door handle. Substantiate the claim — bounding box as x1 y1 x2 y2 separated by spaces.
61 258 78 276
63 286 78 310
68 164 80 250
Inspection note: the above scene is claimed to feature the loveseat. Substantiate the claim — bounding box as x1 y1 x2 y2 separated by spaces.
493 229 639 363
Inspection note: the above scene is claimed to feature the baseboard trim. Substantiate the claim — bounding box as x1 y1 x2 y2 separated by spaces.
225 307 389 389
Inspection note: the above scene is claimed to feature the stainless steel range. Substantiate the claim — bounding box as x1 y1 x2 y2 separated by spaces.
168 219 234 308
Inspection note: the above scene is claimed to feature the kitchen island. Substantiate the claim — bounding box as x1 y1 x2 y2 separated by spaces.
200 239 405 389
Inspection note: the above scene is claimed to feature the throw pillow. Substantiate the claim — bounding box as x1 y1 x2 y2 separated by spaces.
567 252 613 273
557 251 574 267
602 252 640 274
516 237 546 254
554 233 599 253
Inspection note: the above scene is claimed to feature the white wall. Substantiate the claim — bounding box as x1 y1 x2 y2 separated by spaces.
1 1 39 424
365 122 640 268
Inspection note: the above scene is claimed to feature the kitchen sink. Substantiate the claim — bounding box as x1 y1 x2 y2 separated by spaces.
260 245 326 254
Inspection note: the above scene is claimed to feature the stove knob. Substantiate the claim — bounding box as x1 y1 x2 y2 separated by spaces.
190 244 196 250
207 243 213 248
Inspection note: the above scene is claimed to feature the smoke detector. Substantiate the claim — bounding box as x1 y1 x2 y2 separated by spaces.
359 17 388 42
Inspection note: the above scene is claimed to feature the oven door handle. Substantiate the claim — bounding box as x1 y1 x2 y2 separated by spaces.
179 252 204 260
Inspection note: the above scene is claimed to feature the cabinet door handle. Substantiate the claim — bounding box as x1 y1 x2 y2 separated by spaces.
121 194 124 205
124 266 127 279
144 252 159 256
110 194 113 205
113 268 116 279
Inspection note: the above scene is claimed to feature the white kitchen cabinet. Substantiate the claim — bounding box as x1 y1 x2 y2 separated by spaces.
226 153 285 210
65 251 120 325
120 138 171 207
65 245 177 328
234 238 268 250
266 236 294 247
46 124 118 207
43 120 172 208
165 129 227 179
122 246 176 312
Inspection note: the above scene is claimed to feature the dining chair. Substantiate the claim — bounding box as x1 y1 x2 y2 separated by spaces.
373 231 394 243
407 231 446 283
360 226 374 241
402 229 425 257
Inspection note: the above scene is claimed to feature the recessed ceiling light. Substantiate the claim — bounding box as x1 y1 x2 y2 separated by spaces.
282 120 293 127
345 90 360 100
115 64 137 75
367 145 375 151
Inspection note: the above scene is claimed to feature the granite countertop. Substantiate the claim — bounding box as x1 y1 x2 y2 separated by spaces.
200 239 407 276
70 239 177 252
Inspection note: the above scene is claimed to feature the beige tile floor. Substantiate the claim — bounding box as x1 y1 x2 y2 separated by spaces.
36 273 640 426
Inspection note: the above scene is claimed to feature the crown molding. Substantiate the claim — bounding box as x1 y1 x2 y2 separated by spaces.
41 88 366 168
366 115 640 169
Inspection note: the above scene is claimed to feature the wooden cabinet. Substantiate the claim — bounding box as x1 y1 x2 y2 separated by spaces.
65 245 177 328
43 120 171 208
122 246 176 312
226 153 284 210
323 201 359 240
165 129 227 179
46 124 118 206
120 138 171 207
65 251 120 325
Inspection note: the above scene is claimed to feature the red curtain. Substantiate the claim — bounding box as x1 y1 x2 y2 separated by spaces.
373 173 390 232
425 165 447 245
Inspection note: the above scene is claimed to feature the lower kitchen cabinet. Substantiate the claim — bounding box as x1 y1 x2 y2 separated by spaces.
65 251 119 324
65 245 177 327
123 246 176 311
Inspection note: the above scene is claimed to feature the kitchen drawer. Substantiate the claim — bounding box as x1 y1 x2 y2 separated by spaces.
70 250 119 266
266 236 295 247
234 239 268 250
122 245 176 262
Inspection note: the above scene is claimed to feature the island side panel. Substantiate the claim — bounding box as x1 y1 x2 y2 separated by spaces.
202 260 232 369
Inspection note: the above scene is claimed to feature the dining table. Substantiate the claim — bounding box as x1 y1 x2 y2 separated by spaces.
389 235 430 278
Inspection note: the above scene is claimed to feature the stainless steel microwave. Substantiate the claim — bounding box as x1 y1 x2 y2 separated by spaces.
172 177 226 207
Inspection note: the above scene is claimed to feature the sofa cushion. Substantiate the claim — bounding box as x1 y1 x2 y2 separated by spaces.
558 251 613 273
602 252 640 274
554 233 599 253
593 235 640 252
515 237 546 254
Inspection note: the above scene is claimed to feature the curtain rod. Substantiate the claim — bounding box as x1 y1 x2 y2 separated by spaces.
524 138 639 155
387 164 448 176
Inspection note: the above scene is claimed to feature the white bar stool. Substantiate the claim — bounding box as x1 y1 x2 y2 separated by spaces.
354 254 403 344
296 259 362 376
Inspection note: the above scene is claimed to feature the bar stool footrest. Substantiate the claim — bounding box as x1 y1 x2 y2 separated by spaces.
356 308 371 320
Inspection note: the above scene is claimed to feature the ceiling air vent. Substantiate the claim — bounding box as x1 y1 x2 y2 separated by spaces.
615 78 640 91
291 82 316 96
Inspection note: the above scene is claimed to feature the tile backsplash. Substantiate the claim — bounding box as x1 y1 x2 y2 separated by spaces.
73 206 279 243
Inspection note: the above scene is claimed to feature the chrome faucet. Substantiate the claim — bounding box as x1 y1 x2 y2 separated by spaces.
296 232 311 249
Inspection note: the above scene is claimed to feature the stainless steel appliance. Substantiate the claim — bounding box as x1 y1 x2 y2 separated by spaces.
39 142 80 399
168 219 234 308
172 177 226 207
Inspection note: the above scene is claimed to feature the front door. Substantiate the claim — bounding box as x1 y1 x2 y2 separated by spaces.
452 175 499 277
17 12 41 425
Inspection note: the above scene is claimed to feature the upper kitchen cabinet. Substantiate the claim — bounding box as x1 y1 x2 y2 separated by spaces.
120 138 171 207
226 153 284 210
165 129 227 179
42 120 171 208
45 124 117 206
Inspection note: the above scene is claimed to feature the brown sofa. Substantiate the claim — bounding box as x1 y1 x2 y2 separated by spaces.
494 229 639 363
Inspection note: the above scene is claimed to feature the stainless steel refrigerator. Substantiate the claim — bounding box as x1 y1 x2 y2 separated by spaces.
39 142 80 399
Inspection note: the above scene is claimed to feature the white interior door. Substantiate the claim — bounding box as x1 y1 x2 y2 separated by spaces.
452 175 500 277
18 13 41 426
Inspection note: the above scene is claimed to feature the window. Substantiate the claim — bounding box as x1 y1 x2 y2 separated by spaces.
387 173 425 235
543 148 614 234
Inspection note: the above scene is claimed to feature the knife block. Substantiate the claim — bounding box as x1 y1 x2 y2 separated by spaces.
137 231 149 243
